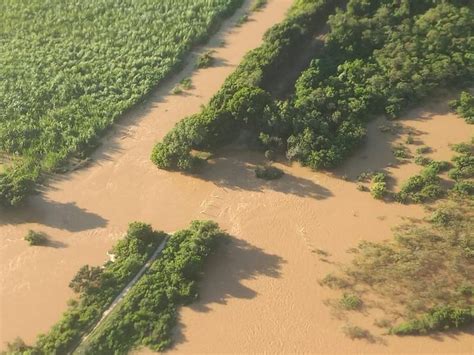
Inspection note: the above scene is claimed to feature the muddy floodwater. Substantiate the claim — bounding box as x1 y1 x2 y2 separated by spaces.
1 0 473 353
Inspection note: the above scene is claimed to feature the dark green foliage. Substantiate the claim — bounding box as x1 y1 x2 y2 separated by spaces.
22 222 165 354
255 165 284 180
0 0 244 206
448 140 474 181
79 221 226 354
396 162 447 204
322 198 474 335
24 230 48 246
152 0 339 171
0 161 39 207
450 91 474 124
152 0 473 174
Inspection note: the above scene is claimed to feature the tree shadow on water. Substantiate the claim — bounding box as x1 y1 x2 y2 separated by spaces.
172 237 285 347
0 197 108 232
195 149 332 200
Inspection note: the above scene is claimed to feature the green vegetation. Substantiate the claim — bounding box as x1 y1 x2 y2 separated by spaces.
392 144 410 160
172 78 193 95
197 50 216 68
396 161 450 204
151 0 340 171
152 0 473 174
450 91 474 124
251 0 268 12
8 222 165 354
370 172 387 199
255 165 284 180
321 198 474 336
78 221 226 354
0 0 244 207
24 230 48 246
340 293 362 310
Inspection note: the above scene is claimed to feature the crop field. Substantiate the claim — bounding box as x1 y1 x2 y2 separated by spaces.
0 0 242 205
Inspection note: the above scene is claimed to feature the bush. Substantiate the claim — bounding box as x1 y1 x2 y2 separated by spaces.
197 50 215 68
255 165 284 180
450 91 474 124
396 163 446 203
340 293 362 310
24 230 48 246
370 172 387 199
391 306 474 335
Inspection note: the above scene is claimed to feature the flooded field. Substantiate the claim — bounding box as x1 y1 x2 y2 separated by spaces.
1 0 473 353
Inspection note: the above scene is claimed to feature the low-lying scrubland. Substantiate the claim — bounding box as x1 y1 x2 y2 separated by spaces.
0 0 244 207
321 197 474 336
77 220 226 354
152 0 473 173
6 222 165 354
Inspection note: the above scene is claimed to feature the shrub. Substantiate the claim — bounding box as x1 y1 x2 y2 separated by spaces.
319 274 349 289
340 293 362 310
24 230 48 246
449 91 474 124
396 163 446 203
390 306 474 335
255 165 284 180
416 146 431 155
370 172 387 199
342 324 370 340
197 50 215 68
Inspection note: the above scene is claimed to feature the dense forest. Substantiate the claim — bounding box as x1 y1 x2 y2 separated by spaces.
151 0 473 171
0 0 244 207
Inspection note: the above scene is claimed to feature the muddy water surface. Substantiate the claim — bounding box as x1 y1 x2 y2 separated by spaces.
0 0 293 347
1 1 473 353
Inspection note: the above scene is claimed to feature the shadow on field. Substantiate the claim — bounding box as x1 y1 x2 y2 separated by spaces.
0 198 107 232
172 236 285 347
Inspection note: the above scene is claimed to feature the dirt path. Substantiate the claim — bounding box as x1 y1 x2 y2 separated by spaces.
0 0 294 347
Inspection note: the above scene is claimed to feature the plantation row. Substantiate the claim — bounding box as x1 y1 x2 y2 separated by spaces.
151 0 473 172
6 220 224 354
0 0 244 207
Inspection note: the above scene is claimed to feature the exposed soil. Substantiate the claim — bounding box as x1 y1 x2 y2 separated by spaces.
1 1 473 353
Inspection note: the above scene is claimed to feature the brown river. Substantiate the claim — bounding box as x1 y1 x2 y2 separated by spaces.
1 0 473 353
